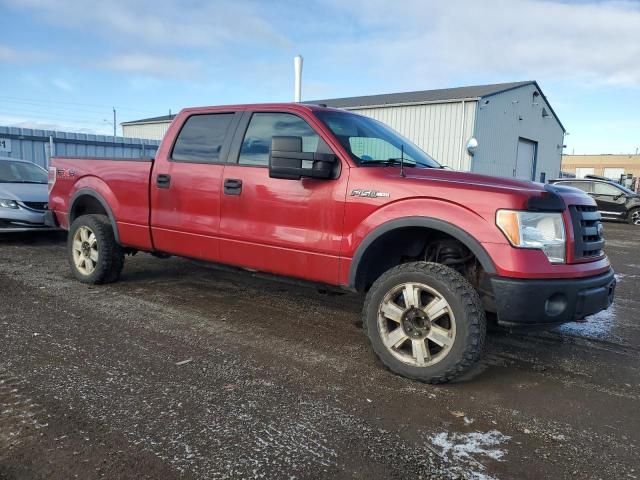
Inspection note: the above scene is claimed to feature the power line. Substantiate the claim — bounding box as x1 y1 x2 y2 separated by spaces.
0 95 161 116
0 107 115 123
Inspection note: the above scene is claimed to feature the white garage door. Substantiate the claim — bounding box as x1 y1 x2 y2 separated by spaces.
576 168 595 178
603 168 625 181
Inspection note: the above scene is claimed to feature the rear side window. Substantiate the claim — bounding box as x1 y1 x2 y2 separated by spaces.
564 181 593 193
172 113 234 163
238 113 319 166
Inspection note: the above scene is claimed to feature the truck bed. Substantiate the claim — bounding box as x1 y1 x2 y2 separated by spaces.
49 156 155 250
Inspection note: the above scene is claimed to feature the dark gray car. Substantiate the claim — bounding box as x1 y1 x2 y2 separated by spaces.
0 157 55 232
550 177 640 226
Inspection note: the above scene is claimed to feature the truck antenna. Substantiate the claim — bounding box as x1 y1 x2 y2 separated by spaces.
400 144 406 177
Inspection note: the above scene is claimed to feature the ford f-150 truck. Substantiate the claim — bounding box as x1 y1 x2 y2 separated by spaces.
47 103 616 383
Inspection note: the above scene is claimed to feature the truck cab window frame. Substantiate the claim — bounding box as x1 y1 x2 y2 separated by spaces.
233 112 327 167
170 112 239 164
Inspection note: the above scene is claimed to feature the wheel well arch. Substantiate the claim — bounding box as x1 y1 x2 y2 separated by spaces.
69 189 120 243
348 217 496 292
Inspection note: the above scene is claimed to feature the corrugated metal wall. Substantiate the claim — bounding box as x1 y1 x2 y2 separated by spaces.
347 101 477 171
471 84 564 180
122 122 171 141
0 126 161 169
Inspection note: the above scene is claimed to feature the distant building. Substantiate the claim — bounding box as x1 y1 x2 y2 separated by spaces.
561 154 640 180
121 114 176 141
121 81 565 180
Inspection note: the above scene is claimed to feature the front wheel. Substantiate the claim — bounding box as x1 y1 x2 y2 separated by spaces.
363 262 486 383
628 208 640 226
68 214 124 284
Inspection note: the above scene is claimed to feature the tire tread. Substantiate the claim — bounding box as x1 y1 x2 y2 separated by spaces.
363 261 486 384
68 214 124 284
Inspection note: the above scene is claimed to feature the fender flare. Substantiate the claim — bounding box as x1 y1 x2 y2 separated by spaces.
348 216 497 289
69 188 121 244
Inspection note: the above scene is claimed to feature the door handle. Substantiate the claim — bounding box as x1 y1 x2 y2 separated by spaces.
224 178 242 195
156 174 171 189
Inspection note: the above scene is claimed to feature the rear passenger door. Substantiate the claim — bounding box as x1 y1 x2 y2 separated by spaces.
150 112 241 261
218 110 349 284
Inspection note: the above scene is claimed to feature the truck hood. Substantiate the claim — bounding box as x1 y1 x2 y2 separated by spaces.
401 167 545 193
0 182 49 202
370 167 595 209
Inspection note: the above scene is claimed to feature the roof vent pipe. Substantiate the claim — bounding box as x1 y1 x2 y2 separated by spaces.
294 55 303 102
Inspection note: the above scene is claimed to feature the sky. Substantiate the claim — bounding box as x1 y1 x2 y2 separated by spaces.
0 0 639 155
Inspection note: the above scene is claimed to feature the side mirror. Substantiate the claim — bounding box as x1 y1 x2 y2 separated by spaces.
269 136 337 180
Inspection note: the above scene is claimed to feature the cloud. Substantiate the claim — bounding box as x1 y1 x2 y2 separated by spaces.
0 44 18 61
99 53 202 79
322 0 640 88
52 78 73 92
4 0 290 50
0 42 49 63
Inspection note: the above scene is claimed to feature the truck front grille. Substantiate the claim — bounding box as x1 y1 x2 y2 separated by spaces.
569 205 605 259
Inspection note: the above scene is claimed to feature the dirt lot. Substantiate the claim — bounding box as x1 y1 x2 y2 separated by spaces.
0 222 638 479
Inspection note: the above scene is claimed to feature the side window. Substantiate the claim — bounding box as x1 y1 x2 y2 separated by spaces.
238 113 319 166
593 182 622 196
567 181 593 193
172 113 235 163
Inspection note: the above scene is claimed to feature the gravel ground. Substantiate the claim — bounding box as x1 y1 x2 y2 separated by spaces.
0 222 638 479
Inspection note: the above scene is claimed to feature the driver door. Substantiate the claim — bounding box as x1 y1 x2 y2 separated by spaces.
218 110 349 284
592 182 627 218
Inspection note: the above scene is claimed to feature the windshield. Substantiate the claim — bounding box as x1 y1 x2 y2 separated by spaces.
314 111 441 168
0 160 48 184
617 183 636 195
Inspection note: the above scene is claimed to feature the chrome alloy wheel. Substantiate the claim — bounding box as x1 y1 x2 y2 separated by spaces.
632 210 640 226
377 282 456 367
72 225 98 275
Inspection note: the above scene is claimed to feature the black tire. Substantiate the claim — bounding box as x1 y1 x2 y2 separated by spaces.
627 208 640 226
67 214 124 284
363 262 486 383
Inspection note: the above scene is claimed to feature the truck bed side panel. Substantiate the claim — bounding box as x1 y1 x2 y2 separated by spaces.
49 157 154 250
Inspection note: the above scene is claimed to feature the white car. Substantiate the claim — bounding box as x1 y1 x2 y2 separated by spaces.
0 156 55 232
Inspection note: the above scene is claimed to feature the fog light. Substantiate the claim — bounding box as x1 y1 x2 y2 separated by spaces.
545 293 567 317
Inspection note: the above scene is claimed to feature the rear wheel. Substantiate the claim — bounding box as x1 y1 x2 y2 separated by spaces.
628 208 640 226
363 262 486 383
68 214 124 284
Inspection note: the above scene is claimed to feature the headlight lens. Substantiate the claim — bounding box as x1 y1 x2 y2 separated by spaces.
0 199 19 209
496 210 566 264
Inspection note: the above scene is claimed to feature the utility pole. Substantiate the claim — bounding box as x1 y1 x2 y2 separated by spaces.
113 107 116 137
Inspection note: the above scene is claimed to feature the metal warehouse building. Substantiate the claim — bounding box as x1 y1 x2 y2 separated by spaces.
121 81 565 181
0 126 160 168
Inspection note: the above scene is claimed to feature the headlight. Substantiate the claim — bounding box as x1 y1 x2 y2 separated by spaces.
496 210 566 264
0 199 19 209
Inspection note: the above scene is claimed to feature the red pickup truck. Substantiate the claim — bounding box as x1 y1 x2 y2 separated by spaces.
47 103 615 383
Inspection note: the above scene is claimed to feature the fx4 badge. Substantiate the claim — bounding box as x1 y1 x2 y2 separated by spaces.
351 189 390 198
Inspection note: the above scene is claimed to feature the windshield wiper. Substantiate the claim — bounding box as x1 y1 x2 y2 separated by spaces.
361 158 418 167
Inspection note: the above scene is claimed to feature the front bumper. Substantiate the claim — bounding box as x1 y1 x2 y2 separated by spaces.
1 207 58 232
491 268 616 327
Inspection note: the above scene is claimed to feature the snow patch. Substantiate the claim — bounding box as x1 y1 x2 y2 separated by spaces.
557 304 617 340
429 429 510 479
